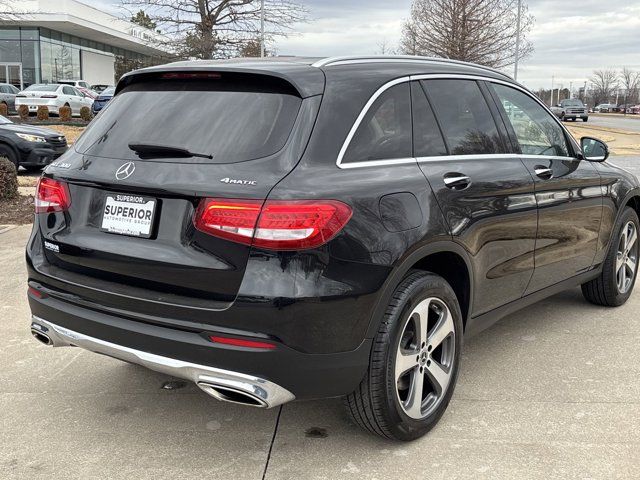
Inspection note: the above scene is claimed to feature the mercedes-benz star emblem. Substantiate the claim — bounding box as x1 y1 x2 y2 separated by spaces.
115 161 135 180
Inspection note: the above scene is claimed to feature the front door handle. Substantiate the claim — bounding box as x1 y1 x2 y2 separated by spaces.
534 166 553 180
443 173 471 190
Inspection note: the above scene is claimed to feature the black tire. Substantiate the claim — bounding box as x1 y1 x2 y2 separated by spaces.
345 271 463 441
0 143 18 170
582 207 639 306
582 117 589 122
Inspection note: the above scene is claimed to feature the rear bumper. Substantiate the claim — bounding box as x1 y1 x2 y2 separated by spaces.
27 287 372 400
31 315 295 408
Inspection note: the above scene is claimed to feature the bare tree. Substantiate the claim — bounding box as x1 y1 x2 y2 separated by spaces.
121 0 307 59
399 0 534 69
590 69 619 106
619 67 640 105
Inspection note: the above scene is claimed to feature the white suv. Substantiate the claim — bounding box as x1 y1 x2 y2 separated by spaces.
58 80 92 90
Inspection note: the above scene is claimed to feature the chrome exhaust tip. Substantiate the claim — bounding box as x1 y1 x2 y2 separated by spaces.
31 328 52 346
197 382 268 408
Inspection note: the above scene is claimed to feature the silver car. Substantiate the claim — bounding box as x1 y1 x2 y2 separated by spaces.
0 83 20 113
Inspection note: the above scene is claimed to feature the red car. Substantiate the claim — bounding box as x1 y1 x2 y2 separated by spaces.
77 87 98 100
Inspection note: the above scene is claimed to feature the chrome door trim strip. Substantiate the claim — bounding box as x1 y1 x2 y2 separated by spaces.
335 73 579 170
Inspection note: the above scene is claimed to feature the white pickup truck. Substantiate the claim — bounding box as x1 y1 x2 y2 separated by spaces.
550 99 589 122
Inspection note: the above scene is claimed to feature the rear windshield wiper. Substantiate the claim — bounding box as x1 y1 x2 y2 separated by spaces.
128 142 213 159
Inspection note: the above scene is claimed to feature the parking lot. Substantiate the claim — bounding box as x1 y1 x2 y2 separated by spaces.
2 224 639 479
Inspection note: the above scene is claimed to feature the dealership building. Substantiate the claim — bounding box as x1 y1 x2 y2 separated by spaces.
0 0 169 89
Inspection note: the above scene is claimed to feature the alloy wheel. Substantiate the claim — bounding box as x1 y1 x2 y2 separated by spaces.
616 221 638 294
395 297 456 420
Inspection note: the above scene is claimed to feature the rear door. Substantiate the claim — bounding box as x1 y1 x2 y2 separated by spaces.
36 73 318 321
61 85 78 112
488 82 602 293
414 78 538 316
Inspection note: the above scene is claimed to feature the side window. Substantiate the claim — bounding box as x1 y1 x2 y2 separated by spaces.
80 82 89 89
342 82 411 163
62 86 75 96
0 86 8 93
411 82 447 157
421 79 504 155
492 84 570 157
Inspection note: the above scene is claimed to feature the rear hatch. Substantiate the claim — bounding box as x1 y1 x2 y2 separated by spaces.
32 71 322 320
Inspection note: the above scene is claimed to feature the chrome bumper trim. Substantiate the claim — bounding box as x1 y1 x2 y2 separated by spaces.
31 316 295 408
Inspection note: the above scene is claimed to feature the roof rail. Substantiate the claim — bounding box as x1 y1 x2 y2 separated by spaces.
311 55 512 80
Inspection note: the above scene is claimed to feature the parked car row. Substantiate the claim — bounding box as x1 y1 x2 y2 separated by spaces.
593 103 640 114
5 80 115 118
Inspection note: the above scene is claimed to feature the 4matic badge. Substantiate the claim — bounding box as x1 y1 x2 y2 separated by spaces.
220 177 257 186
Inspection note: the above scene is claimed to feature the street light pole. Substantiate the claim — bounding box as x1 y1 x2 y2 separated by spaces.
513 0 522 81
260 0 265 58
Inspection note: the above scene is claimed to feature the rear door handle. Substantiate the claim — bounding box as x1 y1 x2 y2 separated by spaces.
534 166 553 180
443 173 471 190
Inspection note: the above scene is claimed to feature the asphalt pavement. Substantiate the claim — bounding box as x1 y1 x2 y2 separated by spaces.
2 224 640 479
588 114 640 133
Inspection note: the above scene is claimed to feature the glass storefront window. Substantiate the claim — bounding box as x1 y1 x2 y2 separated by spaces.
20 40 40 87
0 39 21 62
40 41 52 84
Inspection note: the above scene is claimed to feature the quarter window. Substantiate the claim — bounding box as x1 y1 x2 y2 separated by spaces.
421 79 504 155
342 82 412 163
411 82 447 157
492 84 570 157
62 86 75 95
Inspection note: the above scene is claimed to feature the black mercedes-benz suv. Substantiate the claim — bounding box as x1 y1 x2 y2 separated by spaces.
26 56 640 441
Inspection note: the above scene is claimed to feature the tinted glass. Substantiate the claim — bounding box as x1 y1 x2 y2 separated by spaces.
102 87 115 96
0 85 8 93
422 79 504 155
561 99 583 107
493 84 570 157
74 78 302 164
342 82 411 163
25 84 58 92
62 86 75 95
411 82 447 157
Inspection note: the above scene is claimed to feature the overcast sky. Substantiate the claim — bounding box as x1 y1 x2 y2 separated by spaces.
99 0 640 91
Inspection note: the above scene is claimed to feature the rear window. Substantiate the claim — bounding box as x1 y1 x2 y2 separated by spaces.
25 84 58 92
101 87 115 96
74 75 302 163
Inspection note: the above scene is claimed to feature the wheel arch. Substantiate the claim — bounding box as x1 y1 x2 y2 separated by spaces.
0 139 19 165
625 193 640 220
365 241 474 339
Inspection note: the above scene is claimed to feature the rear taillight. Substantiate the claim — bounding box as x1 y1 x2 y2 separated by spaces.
35 178 71 213
41 95 58 99
194 198 352 250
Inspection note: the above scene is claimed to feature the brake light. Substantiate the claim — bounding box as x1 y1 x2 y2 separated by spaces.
209 335 276 350
161 72 221 80
194 198 352 250
35 178 71 213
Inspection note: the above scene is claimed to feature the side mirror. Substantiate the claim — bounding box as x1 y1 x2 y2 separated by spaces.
581 136 609 162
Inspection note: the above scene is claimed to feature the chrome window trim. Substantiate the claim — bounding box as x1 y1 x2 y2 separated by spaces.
336 73 579 170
